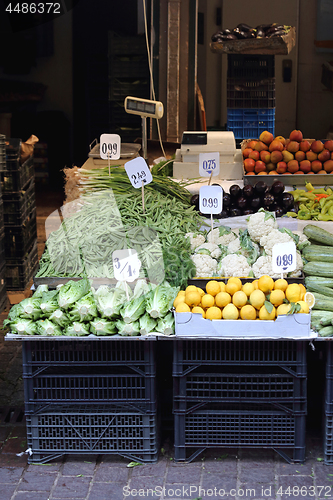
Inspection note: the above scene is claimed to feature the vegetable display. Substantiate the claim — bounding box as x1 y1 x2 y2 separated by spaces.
35 189 203 289
300 224 333 336
190 181 295 218
288 183 333 221
174 277 313 321
2 279 179 337
186 209 306 278
212 23 291 42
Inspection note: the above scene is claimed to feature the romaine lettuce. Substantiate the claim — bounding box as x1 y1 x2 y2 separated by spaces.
120 295 146 324
58 278 91 309
36 319 62 336
156 312 175 335
65 322 91 336
145 283 178 318
90 318 117 336
69 292 98 322
115 319 140 336
139 313 157 336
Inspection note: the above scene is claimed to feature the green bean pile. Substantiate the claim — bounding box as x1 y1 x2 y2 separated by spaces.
36 189 205 287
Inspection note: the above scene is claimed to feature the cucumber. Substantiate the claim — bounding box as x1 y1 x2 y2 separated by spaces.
303 245 333 263
305 283 333 298
318 325 333 337
305 276 333 288
304 261 333 278
303 225 333 246
313 297 333 312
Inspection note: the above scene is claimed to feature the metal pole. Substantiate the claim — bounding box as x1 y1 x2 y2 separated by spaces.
142 116 148 161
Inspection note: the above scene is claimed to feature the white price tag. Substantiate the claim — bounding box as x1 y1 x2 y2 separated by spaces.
199 185 223 214
272 242 297 274
100 134 121 160
199 152 220 177
112 249 141 282
124 157 153 188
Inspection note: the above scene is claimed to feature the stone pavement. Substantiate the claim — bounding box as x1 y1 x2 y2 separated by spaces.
0 428 332 500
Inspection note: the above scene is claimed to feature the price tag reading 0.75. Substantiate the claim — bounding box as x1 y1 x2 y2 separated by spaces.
199 152 220 177
199 185 223 214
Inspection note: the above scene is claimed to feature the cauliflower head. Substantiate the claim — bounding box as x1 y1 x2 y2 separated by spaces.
195 242 222 260
217 254 251 278
252 255 284 279
259 228 294 256
207 226 237 246
191 253 217 277
247 209 278 243
185 232 206 250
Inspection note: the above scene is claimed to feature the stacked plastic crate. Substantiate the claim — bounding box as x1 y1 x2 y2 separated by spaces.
0 134 7 313
173 339 307 463
21 338 158 464
108 31 150 143
324 342 333 464
1 138 38 290
226 54 276 141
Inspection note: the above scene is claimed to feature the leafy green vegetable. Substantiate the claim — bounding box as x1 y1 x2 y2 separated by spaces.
155 312 174 335
36 319 62 336
115 319 140 336
9 318 38 335
19 297 42 320
65 322 91 336
93 286 127 319
90 318 117 336
133 279 153 298
69 292 98 322
146 283 178 318
239 229 260 265
139 313 157 335
39 289 60 317
121 295 147 324
58 278 91 309
33 284 49 297
48 309 71 328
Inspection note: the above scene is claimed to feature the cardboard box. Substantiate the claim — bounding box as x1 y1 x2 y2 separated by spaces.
174 311 315 339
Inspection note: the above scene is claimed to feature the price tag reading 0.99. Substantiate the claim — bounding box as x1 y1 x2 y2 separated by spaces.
199 185 223 214
99 133 120 160
101 142 118 157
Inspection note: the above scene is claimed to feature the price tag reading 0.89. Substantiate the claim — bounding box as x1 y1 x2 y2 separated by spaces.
276 253 294 269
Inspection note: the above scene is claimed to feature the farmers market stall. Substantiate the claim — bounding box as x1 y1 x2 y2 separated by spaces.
4 123 333 466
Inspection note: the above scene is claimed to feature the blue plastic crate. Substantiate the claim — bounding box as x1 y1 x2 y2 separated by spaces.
227 108 275 139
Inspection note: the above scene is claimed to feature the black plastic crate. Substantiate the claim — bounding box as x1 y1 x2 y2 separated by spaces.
5 239 38 290
174 403 306 463
173 368 307 414
227 54 275 79
109 55 149 79
26 404 158 464
0 225 4 264
324 412 333 465
227 77 275 109
109 101 142 126
1 156 34 192
23 364 156 413
108 31 148 56
173 340 307 377
4 208 37 258
109 78 149 101
325 341 333 413
22 339 156 374
2 178 36 225
0 261 7 314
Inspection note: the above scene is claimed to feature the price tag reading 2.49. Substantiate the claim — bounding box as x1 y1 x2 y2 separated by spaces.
100 134 121 160
272 241 297 275
112 249 141 282
199 185 223 214
124 157 153 188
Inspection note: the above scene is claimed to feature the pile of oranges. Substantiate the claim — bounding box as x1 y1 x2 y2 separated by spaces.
173 276 314 321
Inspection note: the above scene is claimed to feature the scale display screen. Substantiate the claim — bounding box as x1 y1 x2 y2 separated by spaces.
124 97 164 119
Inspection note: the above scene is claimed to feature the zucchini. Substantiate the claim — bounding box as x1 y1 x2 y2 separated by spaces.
311 310 333 321
303 225 333 246
304 261 333 278
305 276 333 288
313 297 333 312
318 325 333 337
305 283 333 298
303 245 333 263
